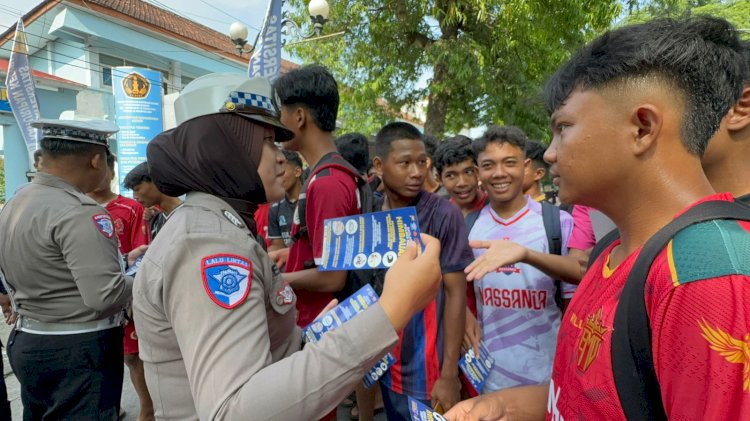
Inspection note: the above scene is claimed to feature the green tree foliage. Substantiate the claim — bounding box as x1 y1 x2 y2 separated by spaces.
286 0 622 138
626 0 750 32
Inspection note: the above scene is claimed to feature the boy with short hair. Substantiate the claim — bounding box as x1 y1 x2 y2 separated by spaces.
123 161 183 240
273 65 361 329
465 126 576 393
522 139 548 202
268 150 304 253
372 122 472 419
433 135 487 217
445 17 750 420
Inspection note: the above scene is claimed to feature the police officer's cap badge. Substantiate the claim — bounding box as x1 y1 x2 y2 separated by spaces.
201 254 252 309
93 214 114 238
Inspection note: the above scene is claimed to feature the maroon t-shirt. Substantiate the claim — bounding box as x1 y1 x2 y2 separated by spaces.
286 164 359 327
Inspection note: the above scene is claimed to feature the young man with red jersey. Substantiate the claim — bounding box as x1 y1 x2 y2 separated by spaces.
88 154 154 421
372 122 473 419
271 64 357 329
446 17 750 421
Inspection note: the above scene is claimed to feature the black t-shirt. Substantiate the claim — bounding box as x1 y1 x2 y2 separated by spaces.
267 197 297 247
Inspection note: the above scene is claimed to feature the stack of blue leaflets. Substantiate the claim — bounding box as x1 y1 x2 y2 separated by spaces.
303 284 396 388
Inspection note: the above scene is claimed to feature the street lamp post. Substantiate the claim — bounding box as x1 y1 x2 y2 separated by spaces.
228 0 331 54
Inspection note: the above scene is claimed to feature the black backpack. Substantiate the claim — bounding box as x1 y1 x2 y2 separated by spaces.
465 200 568 310
291 152 377 301
585 200 750 420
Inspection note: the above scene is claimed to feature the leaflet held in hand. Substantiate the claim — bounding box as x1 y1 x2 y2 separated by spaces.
320 207 423 271
302 284 395 388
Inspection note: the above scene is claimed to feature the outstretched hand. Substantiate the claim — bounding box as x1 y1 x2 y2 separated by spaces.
464 240 527 282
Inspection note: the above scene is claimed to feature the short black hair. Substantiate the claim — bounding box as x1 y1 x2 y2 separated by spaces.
106 153 117 171
41 138 108 159
374 122 423 159
544 16 745 156
123 161 152 190
433 136 475 176
282 150 303 169
525 140 547 170
423 135 438 158
335 132 370 175
273 64 339 132
472 125 527 157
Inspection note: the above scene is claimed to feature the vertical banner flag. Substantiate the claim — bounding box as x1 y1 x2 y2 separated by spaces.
112 67 164 197
5 19 42 163
248 0 283 79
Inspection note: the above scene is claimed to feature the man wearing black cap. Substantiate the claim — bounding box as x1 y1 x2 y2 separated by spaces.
0 119 142 420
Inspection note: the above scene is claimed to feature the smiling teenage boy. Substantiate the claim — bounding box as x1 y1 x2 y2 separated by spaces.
445 17 750 421
372 122 473 419
433 135 487 217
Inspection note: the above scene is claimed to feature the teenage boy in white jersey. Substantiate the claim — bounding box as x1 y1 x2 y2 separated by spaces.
465 126 578 393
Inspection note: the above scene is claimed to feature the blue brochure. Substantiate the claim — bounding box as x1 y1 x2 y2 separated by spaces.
320 207 422 271
303 284 395 388
459 341 495 394
408 397 447 421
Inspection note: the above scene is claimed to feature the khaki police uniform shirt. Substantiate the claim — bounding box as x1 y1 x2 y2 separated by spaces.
133 192 399 420
0 172 132 322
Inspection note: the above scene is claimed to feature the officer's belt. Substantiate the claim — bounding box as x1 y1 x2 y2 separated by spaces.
16 313 123 335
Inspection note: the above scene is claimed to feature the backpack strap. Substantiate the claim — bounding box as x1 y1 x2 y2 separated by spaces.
588 228 621 269
464 197 490 233
612 200 750 420
290 153 365 244
541 202 565 310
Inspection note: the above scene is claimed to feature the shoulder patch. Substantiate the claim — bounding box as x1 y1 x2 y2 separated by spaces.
668 219 750 286
92 214 114 238
275 283 295 305
222 210 244 228
201 254 252 309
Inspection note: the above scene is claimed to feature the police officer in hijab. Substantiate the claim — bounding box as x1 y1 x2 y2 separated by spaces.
133 74 444 420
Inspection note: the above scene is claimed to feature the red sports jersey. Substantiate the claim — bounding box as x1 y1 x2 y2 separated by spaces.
106 195 149 253
286 165 359 327
548 194 750 420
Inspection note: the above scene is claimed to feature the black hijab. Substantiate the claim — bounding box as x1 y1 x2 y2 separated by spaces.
147 113 271 235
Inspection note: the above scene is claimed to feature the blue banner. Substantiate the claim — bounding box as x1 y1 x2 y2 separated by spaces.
320 207 423 271
112 67 163 197
5 20 41 161
248 0 282 79
458 341 495 394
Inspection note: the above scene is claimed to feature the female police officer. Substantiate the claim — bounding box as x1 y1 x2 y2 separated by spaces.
132 74 443 420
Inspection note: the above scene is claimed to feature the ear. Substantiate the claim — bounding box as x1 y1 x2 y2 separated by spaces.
534 167 546 182
426 156 433 169
523 158 531 171
726 85 750 132
293 106 307 130
90 152 105 170
372 156 383 174
630 104 662 157
294 166 303 178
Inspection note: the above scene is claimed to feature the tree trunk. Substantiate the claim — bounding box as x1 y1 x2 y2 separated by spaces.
424 61 449 137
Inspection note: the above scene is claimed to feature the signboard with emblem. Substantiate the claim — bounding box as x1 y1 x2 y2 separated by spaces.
320 207 424 271
112 67 164 197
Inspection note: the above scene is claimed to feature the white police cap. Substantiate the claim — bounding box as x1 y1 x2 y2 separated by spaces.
175 73 293 141
31 118 118 148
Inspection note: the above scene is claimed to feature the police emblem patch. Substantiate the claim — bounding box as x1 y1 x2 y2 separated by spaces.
201 254 252 309
276 283 295 305
93 214 114 238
